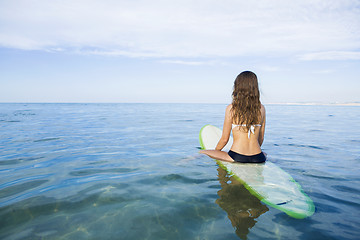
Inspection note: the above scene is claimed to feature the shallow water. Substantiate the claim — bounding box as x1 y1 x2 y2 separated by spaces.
0 103 359 240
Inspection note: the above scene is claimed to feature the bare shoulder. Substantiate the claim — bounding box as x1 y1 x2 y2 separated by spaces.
260 104 266 121
226 104 232 112
261 104 266 112
225 104 233 120
226 104 233 116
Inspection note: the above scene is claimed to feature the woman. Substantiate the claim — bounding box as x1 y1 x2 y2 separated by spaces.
199 71 266 163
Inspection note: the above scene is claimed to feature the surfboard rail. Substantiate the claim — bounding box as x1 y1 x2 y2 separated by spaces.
199 124 315 219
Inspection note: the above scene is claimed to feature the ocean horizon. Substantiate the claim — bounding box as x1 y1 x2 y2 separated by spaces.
1 102 359 106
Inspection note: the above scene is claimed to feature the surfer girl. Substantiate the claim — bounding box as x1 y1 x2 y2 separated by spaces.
200 71 266 163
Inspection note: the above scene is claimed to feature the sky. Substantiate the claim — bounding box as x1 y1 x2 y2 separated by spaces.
0 0 359 103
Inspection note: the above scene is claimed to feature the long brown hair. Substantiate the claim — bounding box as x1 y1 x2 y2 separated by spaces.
231 71 261 131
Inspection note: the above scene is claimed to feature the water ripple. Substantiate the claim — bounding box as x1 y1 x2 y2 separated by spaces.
287 143 328 150
0 156 44 166
69 167 138 177
161 174 211 184
33 138 61 143
0 180 48 199
332 185 360 195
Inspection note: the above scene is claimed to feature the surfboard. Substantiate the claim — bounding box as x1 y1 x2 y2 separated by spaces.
199 124 315 219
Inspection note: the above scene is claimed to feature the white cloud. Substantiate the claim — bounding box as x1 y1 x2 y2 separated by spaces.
159 60 213 66
258 66 283 72
0 0 359 59
312 69 336 74
298 51 360 61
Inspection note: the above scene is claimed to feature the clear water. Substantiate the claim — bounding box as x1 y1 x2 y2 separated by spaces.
0 103 359 240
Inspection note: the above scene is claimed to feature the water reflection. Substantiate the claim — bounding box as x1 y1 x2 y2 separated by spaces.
216 166 268 240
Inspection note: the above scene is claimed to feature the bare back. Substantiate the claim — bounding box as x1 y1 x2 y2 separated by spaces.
225 104 266 155
200 103 266 163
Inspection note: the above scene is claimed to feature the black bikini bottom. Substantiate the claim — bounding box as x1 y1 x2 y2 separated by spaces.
228 150 266 163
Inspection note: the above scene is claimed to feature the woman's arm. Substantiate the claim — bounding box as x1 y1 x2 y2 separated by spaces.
258 104 266 146
215 105 232 150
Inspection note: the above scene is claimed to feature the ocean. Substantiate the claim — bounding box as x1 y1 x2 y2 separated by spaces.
0 103 359 240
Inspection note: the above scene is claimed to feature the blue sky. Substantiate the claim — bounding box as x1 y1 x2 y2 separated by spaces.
0 0 359 103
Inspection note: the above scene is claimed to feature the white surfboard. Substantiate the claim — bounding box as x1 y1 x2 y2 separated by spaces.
199 124 315 219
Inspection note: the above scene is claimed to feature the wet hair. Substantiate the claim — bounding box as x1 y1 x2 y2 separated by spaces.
231 71 261 131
